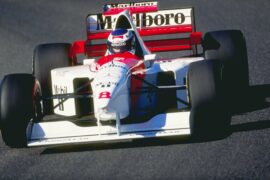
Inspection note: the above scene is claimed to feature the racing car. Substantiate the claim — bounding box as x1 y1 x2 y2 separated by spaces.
0 2 248 148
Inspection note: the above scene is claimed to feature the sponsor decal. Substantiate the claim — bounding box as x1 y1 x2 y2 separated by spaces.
54 85 68 94
88 8 192 31
95 82 118 87
98 62 127 71
112 41 126 47
54 85 67 111
112 35 124 39
141 13 185 27
105 2 157 9
113 57 125 62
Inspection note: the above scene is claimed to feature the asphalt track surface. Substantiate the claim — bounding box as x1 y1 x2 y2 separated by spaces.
0 0 270 179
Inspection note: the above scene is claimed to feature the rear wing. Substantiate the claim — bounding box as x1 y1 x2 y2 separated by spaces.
71 2 202 59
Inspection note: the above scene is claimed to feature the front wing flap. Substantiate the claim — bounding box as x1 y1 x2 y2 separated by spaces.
27 111 190 147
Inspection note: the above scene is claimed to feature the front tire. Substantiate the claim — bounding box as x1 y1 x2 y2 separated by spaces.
188 60 229 137
0 74 41 147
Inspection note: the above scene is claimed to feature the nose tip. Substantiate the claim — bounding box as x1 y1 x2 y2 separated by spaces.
97 107 116 121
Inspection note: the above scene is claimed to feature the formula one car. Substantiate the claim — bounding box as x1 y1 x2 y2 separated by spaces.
0 2 248 147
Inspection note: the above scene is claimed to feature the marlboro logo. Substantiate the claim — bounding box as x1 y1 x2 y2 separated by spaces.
87 8 192 31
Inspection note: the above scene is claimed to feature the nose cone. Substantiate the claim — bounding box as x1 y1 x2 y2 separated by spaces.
93 61 130 120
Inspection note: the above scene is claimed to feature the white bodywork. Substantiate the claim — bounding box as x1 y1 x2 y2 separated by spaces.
28 57 202 146
26 8 204 147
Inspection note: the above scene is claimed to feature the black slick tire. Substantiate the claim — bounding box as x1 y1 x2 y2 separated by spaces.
188 60 228 138
0 74 41 147
203 30 249 109
33 43 72 115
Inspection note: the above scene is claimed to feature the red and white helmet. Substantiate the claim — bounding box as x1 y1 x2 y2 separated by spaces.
107 29 135 54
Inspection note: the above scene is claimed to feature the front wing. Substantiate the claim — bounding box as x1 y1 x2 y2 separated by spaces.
27 111 190 147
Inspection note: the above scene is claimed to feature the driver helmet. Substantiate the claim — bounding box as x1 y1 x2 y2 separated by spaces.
107 29 135 54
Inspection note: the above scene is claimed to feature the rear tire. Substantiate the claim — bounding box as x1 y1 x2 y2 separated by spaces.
203 30 249 109
188 60 229 137
0 74 41 147
33 43 72 115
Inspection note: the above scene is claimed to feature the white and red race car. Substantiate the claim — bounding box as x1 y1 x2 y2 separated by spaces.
0 2 248 147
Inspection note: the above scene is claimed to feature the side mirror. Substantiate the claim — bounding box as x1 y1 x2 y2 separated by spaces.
144 54 156 68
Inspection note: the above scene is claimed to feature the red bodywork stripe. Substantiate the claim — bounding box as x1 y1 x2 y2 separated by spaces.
83 36 201 57
71 27 201 59
87 25 193 40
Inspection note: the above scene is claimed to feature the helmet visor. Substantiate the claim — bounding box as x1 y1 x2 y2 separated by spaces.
108 38 133 54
